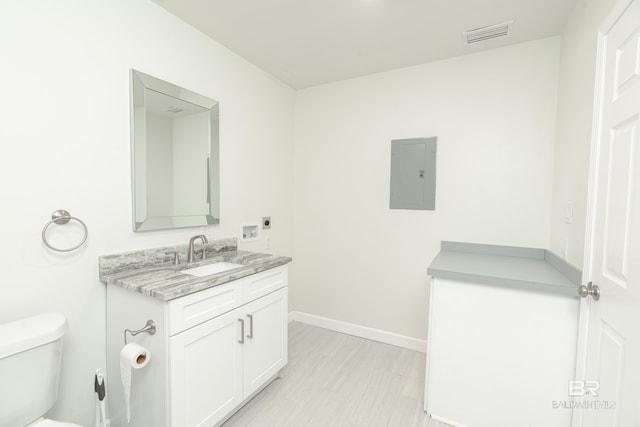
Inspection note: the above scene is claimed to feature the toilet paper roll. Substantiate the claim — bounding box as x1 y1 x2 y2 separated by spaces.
120 343 151 423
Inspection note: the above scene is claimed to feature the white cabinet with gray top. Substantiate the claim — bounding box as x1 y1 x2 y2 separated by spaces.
424 241 581 427
99 239 291 427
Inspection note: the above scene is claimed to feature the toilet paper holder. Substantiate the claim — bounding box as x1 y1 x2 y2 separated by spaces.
124 320 156 344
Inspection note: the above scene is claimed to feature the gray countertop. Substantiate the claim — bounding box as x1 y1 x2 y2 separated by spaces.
99 238 291 301
428 241 582 297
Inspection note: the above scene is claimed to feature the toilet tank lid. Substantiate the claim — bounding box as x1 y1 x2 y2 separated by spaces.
0 312 67 359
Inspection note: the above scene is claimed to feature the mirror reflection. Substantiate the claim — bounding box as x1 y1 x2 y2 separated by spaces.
130 69 220 231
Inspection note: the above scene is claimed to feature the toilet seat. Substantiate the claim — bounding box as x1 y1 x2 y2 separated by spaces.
28 418 82 427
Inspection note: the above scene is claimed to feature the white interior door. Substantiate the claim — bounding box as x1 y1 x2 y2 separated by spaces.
577 1 640 425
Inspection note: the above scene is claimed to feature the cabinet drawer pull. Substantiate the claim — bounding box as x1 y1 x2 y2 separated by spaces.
247 314 254 339
238 319 245 344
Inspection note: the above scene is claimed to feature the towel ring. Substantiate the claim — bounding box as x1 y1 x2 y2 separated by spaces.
42 210 88 252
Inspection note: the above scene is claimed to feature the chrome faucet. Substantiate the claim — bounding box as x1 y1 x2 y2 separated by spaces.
187 235 208 263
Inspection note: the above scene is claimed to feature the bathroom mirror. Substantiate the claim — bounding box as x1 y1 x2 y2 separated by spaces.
130 69 220 231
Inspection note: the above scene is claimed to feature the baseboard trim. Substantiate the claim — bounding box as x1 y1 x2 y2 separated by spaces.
288 311 427 353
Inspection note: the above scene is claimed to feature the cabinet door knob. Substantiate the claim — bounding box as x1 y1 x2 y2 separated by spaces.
238 319 245 344
247 314 254 339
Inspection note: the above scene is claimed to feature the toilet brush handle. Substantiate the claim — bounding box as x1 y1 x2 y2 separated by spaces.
99 400 106 427
94 370 106 427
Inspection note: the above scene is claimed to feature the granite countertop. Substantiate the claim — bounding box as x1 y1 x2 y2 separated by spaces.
99 238 291 301
428 241 582 297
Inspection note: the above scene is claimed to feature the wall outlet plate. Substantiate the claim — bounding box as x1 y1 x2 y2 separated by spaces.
262 217 271 229
241 224 259 242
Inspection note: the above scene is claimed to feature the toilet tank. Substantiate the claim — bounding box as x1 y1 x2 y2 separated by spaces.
0 312 67 427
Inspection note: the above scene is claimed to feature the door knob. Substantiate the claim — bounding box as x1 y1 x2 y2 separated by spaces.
578 282 600 301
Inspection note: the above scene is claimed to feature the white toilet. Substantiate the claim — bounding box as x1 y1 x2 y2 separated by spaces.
0 312 82 427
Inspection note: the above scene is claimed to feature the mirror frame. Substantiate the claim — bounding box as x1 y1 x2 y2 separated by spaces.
130 69 220 232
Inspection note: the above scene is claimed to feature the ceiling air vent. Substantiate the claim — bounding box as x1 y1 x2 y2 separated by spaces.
167 106 184 114
464 21 512 45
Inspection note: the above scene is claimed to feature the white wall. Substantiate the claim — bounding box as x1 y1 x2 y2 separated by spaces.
548 0 618 267
291 38 561 340
0 0 294 424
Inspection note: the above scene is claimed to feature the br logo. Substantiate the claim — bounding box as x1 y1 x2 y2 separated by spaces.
569 380 600 397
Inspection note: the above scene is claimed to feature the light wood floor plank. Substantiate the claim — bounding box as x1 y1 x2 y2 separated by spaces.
223 321 450 427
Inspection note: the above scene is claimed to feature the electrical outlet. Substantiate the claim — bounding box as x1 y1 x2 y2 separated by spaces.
262 217 271 229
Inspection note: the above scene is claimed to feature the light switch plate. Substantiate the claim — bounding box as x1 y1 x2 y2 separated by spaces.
564 201 573 224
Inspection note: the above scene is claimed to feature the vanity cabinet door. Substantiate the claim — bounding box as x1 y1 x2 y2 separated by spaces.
241 287 288 398
169 309 243 427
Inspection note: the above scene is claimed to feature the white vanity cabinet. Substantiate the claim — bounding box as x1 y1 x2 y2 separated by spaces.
424 242 582 427
106 265 288 427
169 287 287 427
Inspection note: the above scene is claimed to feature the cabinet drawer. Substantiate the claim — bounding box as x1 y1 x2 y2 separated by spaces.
168 281 243 336
243 266 287 302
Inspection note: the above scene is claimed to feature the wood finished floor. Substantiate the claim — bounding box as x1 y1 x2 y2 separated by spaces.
222 321 450 427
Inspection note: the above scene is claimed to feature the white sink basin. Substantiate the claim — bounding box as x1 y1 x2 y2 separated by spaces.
179 262 244 277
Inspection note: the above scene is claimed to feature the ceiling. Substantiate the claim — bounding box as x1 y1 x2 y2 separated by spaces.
152 0 578 89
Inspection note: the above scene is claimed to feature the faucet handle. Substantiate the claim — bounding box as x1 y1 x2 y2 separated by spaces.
164 252 180 265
